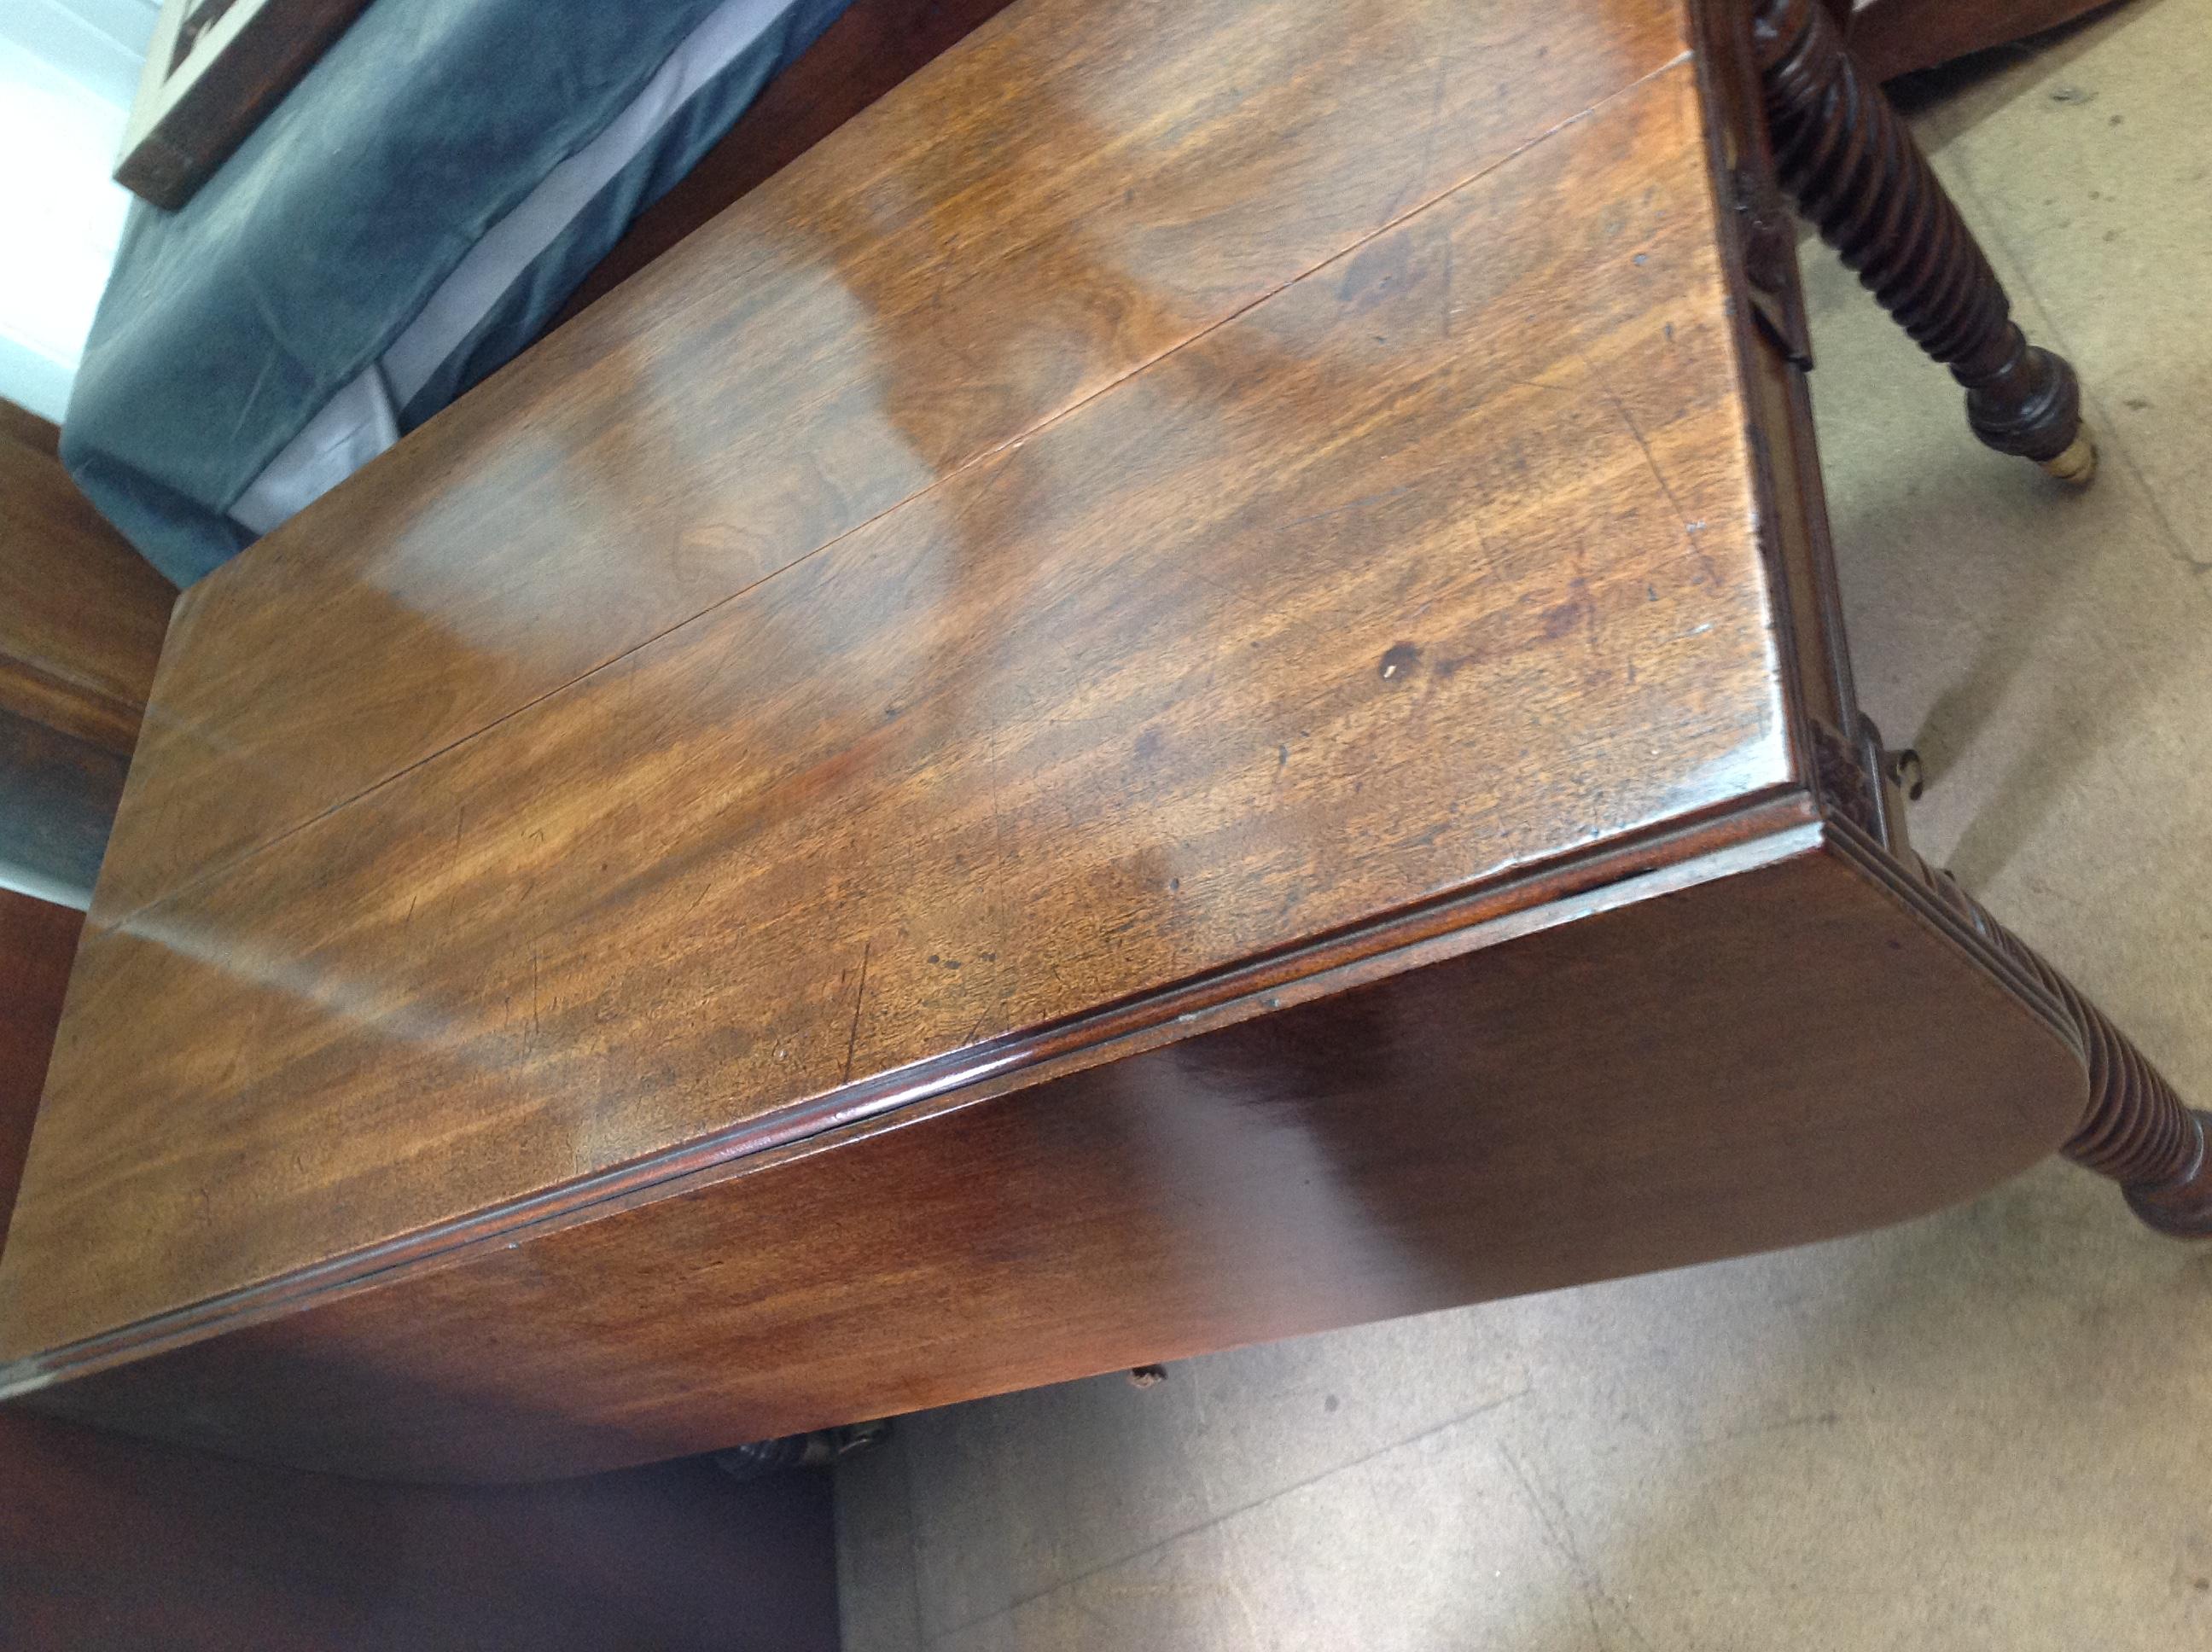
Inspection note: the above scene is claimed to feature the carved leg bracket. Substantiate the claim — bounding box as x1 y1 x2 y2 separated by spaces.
1751 0 2098 486
1921 865 2212 1236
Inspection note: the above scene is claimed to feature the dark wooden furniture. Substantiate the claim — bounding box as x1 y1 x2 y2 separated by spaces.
0 847 838 1648
1765 0 2096 480
3 0 2193 1485
1830 0 2125 83
0 402 176 904
0 890 81 1247
116 0 376 209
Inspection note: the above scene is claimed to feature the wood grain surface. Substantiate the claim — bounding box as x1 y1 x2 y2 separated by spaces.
0 403 173 757
6 835 2084 1480
0 403 171 899
1 40 1801 1363
92 0 1692 922
0 0 2090 1484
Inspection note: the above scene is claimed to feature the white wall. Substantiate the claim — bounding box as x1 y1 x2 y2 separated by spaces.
0 0 159 422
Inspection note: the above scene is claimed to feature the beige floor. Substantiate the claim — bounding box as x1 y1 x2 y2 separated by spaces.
832 3 2212 1644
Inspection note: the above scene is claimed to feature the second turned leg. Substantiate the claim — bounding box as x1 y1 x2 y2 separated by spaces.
1751 0 2098 485
1918 865 2212 1236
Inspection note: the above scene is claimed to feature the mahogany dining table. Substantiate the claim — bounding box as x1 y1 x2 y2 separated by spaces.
0 0 2193 1482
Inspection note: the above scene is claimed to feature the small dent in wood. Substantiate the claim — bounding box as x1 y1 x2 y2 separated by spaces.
1336 235 1414 308
1377 643 1422 681
1540 596 1592 642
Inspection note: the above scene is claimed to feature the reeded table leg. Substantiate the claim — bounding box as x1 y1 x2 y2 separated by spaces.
1921 865 2212 1235
1751 0 2098 485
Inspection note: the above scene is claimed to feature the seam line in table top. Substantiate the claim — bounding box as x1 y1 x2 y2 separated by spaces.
91 49 1697 941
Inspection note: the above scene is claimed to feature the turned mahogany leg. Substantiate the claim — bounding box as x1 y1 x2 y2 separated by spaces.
1919 865 2212 1235
1751 0 2098 485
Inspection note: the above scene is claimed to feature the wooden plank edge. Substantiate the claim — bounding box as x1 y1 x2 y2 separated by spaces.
1821 812 2080 1056
0 784 1825 1393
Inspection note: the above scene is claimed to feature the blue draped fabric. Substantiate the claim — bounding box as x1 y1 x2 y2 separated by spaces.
63 0 850 585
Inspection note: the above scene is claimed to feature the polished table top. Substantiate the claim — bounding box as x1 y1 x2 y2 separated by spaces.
1 0 1788 1360
1 0 2084 1486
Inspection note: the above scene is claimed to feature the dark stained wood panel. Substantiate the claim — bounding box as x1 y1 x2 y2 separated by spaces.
0 404 171 899
0 0 2103 1489
4 838 2084 1480
92 0 1692 922
0 57 1796 1358
0 403 173 757
0 889 82 1237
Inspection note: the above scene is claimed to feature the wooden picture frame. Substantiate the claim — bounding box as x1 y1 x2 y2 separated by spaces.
114 0 375 210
